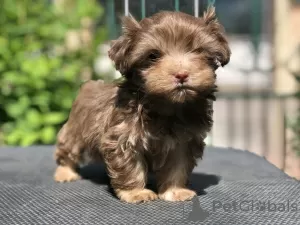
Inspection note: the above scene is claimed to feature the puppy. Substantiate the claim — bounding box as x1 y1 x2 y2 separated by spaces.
54 7 231 203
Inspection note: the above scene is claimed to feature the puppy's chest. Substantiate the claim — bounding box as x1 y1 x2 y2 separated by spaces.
141 122 203 171
142 117 203 149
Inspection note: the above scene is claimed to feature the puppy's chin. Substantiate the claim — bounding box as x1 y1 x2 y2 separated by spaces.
145 84 213 105
169 87 198 103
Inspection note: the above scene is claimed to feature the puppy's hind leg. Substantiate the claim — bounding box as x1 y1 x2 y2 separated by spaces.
54 126 83 183
54 148 82 183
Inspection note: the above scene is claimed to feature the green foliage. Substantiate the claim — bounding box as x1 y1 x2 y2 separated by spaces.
289 111 300 156
0 0 106 146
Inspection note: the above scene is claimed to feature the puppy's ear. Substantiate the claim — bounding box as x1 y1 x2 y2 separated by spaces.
203 6 217 25
108 16 141 75
203 7 231 66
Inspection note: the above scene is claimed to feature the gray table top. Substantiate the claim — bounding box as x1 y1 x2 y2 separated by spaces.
0 146 299 225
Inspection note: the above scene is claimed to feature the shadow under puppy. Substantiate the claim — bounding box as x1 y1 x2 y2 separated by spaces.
54 7 231 203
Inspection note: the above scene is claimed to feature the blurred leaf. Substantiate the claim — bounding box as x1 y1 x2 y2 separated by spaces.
5 130 22 145
3 71 29 87
0 60 7 72
48 57 61 69
10 38 23 52
32 91 51 107
62 63 82 81
43 112 67 125
38 22 67 40
0 36 9 54
61 96 74 109
21 56 50 78
6 96 30 118
20 132 40 146
25 109 42 129
2 122 14 133
41 126 56 144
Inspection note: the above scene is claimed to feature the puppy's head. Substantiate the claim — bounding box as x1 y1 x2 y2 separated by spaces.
109 7 231 103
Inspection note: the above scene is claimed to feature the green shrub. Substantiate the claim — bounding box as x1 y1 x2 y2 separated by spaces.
290 111 300 156
0 0 107 146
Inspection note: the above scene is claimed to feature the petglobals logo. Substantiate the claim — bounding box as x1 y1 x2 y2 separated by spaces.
212 200 299 213
185 198 299 222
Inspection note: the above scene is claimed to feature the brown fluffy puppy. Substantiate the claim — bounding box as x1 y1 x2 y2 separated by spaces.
54 7 231 203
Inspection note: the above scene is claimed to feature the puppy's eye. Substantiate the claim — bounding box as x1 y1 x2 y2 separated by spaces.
207 57 220 70
192 47 205 54
214 58 222 67
147 50 161 61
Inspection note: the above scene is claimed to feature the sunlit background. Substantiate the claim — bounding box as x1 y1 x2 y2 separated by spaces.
0 0 300 178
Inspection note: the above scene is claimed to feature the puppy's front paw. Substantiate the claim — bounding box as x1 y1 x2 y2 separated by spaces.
159 188 196 202
54 165 81 182
116 189 158 203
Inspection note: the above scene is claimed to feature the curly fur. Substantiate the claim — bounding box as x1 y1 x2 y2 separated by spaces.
54 7 231 203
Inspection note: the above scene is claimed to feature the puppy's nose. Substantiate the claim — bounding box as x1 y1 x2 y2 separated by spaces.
175 73 189 84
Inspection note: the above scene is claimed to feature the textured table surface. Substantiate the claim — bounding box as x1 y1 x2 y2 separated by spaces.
0 146 299 225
